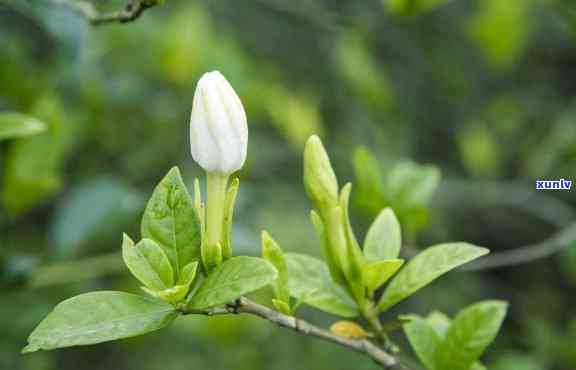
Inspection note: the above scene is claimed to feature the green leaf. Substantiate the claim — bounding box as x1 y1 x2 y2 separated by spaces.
261 231 290 304
285 253 358 318
404 317 441 370
122 235 174 291
426 311 451 338
378 243 489 311
187 256 277 310
364 208 402 261
434 301 508 370
362 259 404 292
2 97 71 215
0 112 47 140
177 261 199 286
141 167 201 277
23 291 177 353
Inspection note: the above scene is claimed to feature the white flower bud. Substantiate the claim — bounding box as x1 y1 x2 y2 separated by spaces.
190 71 248 175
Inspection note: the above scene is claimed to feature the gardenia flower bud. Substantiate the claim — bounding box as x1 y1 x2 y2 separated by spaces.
303 135 339 211
190 71 248 175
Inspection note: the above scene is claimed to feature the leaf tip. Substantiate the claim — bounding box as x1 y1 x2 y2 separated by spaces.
21 344 39 354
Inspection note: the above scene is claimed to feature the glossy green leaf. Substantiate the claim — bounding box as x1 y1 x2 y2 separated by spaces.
0 112 47 140
404 317 441 370
141 167 201 277
435 301 508 370
362 259 404 292
378 243 489 311
364 208 402 261
261 231 290 304
285 253 358 317
23 291 177 353
122 235 174 291
187 256 277 310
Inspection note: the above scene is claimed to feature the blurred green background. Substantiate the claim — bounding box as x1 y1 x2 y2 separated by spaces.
1 0 576 369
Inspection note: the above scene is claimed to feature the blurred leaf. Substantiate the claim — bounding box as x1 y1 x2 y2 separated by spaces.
335 32 393 108
435 301 508 370
386 0 451 17
2 97 70 215
364 208 402 261
285 253 358 317
51 177 144 255
458 123 501 178
122 236 175 291
378 243 489 311
491 353 544 370
404 317 441 370
266 86 323 148
23 291 177 353
0 112 46 140
353 147 386 214
386 162 440 209
468 0 529 69
141 167 201 277
187 256 277 310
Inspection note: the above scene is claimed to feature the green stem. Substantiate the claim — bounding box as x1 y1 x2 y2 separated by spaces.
203 173 228 270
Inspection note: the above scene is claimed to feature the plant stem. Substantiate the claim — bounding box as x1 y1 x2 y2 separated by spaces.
181 297 406 369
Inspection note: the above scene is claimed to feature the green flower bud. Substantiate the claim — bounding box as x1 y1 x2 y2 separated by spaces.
303 135 339 211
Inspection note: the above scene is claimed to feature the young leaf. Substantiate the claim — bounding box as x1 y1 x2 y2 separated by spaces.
272 299 292 315
403 317 441 370
261 231 290 305
178 261 199 286
285 253 358 318
186 256 277 310
141 167 201 276
222 178 239 260
364 208 402 261
378 243 489 311
362 259 404 292
0 112 47 140
434 301 507 370
426 311 451 338
23 291 177 353
122 235 174 291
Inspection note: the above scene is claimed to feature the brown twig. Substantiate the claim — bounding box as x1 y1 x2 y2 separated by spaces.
47 0 159 25
182 297 406 369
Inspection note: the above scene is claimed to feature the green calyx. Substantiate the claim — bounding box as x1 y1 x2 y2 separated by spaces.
199 174 240 272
